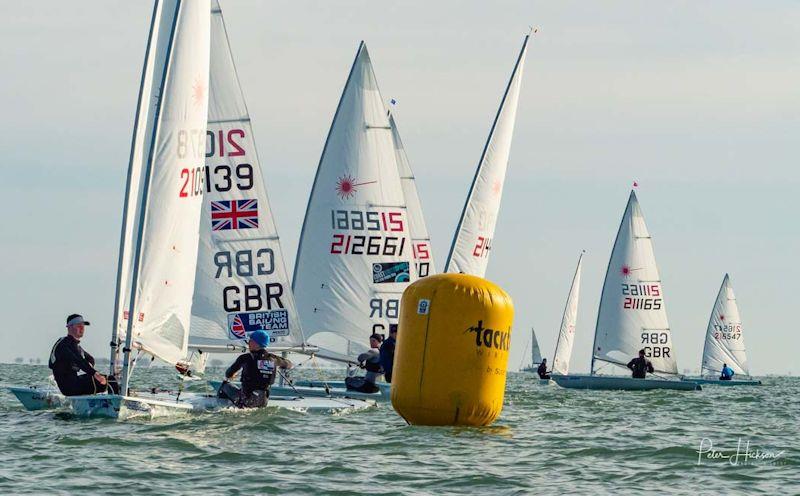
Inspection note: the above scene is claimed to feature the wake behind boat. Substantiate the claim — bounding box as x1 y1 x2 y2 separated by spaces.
552 190 701 391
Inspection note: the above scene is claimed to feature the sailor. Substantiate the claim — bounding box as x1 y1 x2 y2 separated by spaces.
218 330 292 408
379 324 398 383
719 363 735 381
345 333 383 393
627 349 655 379
537 358 551 380
49 314 118 396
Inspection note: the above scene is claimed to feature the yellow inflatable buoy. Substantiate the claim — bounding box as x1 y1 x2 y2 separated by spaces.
391 273 514 426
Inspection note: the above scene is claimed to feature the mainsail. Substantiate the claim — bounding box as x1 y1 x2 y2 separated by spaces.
551 252 583 375
531 328 542 366
292 43 415 355
390 112 436 277
591 191 678 375
444 34 529 277
120 0 211 390
188 0 305 353
701 274 749 376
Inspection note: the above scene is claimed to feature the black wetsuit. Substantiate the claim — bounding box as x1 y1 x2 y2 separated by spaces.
627 356 655 379
379 336 396 383
345 349 382 393
49 336 108 396
537 362 551 380
219 350 279 408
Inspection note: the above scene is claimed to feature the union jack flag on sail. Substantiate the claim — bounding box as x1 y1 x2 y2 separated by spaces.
211 199 259 231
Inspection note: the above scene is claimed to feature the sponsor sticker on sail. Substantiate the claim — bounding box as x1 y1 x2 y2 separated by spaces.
227 310 289 340
372 262 410 284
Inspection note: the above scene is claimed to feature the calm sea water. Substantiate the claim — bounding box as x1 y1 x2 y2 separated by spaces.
0 363 797 495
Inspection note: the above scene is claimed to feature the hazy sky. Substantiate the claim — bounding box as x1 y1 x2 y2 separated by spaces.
1 1 797 374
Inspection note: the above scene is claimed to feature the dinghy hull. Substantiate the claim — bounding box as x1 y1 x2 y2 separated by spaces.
206 381 380 409
552 375 701 391
69 394 193 419
8 387 67 411
682 378 761 386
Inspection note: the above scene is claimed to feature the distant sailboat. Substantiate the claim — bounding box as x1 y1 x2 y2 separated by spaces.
550 252 584 376
445 33 529 277
292 42 415 362
520 327 542 372
552 191 700 391
683 274 761 386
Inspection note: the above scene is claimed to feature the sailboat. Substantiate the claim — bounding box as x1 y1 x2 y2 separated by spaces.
445 33 529 277
520 328 542 373
14 0 214 418
186 1 375 411
551 191 701 391
290 42 416 399
683 274 761 386
550 251 584 376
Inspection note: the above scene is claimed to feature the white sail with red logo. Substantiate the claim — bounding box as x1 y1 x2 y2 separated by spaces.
551 252 583 375
188 0 305 355
701 274 749 377
444 33 529 277
591 191 678 375
292 42 415 356
118 0 211 391
390 112 436 277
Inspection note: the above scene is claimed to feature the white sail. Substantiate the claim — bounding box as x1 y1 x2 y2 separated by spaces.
390 112 436 277
444 34 529 277
531 328 542 366
701 274 749 376
123 0 211 367
188 0 305 352
292 42 415 355
110 0 176 374
592 191 678 375
552 252 583 375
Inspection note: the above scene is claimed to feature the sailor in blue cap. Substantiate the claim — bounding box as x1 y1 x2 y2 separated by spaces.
218 329 293 408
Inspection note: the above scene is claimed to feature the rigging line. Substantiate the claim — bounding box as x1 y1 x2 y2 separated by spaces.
275 368 303 398
310 354 332 396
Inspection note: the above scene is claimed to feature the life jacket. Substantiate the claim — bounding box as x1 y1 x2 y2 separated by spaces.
364 357 383 373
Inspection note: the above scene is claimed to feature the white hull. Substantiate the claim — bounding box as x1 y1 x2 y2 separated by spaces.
682 377 761 386
552 375 701 391
69 393 193 419
208 380 386 404
8 386 68 411
9 386 375 417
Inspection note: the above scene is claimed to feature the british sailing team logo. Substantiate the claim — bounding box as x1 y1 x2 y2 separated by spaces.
335 174 377 200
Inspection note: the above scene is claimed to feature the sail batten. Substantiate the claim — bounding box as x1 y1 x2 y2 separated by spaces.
444 34 529 277
591 191 679 375
701 274 749 376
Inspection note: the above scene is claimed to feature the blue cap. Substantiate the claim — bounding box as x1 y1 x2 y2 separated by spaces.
249 330 271 348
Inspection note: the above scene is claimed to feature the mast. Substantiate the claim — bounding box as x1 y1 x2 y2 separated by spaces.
109 0 161 377
120 0 183 396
